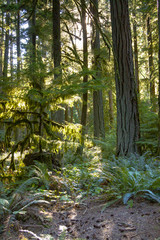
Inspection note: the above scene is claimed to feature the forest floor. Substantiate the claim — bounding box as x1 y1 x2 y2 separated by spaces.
2 196 160 240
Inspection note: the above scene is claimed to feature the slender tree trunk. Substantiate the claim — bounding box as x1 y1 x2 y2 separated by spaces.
29 6 43 154
91 0 105 139
81 0 88 129
52 0 64 123
3 0 10 79
0 12 3 77
133 1 139 95
53 0 61 76
10 31 13 79
76 0 89 154
70 107 73 123
30 9 36 67
157 0 160 154
0 11 4 152
17 0 21 81
108 90 114 128
110 0 140 156
147 16 156 111
65 105 69 122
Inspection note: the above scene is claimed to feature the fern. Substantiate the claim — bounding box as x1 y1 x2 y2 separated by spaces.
103 153 160 203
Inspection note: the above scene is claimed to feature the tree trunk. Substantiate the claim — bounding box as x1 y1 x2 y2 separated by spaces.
108 90 114 128
16 0 21 81
110 0 140 156
3 0 10 79
81 0 88 129
91 0 105 139
52 0 64 123
76 0 89 154
132 1 139 95
147 16 156 111
0 11 4 77
65 105 69 122
70 107 73 123
53 0 61 79
157 0 160 154
10 31 13 79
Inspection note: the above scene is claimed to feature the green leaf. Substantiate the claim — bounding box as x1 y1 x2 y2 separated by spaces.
123 193 135 205
0 198 9 207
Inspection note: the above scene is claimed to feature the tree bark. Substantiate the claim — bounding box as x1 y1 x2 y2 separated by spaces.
17 0 21 81
91 0 105 139
0 11 4 77
10 31 13 79
52 0 61 79
108 90 114 128
76 0 89 154
65 105 69 122
132 1 139 95
81 0 88 129
157 0 160 154
147 16 156 111
110 0 140 156
52 0 64 124
3 0 10 79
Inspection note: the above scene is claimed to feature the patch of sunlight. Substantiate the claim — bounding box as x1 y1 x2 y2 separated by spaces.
40 234 54 240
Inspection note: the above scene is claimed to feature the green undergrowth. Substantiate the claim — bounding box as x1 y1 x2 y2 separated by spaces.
102 152 160 204
0 147 160 239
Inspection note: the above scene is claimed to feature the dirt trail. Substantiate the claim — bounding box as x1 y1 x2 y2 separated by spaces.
2 197 160 240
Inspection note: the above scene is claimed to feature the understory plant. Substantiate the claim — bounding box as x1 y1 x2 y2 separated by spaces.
102 153 160 204
0 183 50 236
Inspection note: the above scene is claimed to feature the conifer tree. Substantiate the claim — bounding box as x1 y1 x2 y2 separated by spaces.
110 0 140 156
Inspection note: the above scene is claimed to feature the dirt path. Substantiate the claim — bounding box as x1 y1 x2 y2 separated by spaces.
2 197 160 240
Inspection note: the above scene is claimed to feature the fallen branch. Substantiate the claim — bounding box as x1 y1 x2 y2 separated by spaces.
19 229 43 240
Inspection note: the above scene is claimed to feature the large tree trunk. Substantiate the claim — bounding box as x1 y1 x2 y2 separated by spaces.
91 0 105 139
110 0 140 156
157 0 160 154
147 16 156 111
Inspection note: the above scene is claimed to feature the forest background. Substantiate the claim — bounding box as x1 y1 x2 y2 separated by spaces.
1 0 160 238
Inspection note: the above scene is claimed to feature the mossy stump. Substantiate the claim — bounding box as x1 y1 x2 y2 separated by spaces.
23 152 61 171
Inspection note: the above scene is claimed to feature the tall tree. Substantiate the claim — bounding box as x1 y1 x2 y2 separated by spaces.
110 0 140 156
158 0 160 154
53 0 61 79
0 10 4 77
77 0 89 153
91 0 105 139
147 16 156 111
52 0 64 123
3 0 10 79
132 0 140 95
81 0 88 129
16 0 21 81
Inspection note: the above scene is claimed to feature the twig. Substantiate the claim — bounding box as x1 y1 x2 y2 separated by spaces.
19 229 43 240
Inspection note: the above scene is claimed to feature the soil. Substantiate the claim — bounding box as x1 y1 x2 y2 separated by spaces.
2 197 160 240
